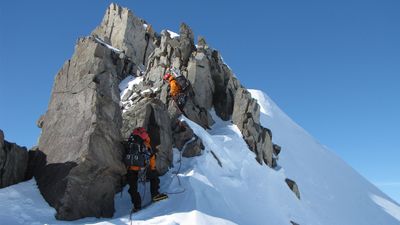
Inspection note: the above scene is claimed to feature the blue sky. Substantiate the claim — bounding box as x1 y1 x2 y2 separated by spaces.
0 1 399 203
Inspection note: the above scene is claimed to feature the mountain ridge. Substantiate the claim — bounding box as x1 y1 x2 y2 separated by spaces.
0 3 399 225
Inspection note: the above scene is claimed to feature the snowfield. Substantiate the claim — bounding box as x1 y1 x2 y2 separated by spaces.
0 90 399 225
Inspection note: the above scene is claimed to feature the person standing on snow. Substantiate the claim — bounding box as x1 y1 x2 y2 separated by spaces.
124 127 167 212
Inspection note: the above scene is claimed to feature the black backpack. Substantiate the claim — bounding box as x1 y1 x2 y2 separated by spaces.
124 135 148 167
175 75 191 92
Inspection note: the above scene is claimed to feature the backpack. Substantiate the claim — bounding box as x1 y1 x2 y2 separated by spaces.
176 93 187 108
124 134 148 167
175 75 191 92
170 67 191 92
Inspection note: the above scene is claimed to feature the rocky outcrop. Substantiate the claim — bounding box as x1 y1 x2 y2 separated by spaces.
187 51 215 110
233 88 274 166
285 178 301 200
210 54 240 120
182 137 204 158
142 23 214 129
114 3 273 166
91 3 156 72
172 121 204 157
36 36 128 220
0 129 28 188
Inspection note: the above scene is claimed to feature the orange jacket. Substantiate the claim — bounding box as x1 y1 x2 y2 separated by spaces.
168 76 181 97
128 137 156 171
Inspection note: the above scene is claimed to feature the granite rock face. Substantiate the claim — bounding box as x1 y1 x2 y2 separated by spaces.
91 3 156 71
187 51 215 110
0 129 28 189
232 88 274 166
36 37 128 220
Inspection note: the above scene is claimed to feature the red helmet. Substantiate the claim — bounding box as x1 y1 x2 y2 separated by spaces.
132 127 149 141
163 73 171 81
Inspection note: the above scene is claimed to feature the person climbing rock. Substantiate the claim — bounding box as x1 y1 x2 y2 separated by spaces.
124 127 167 212
163 67 191 110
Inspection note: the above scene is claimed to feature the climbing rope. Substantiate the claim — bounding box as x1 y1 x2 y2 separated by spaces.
165 147 186 195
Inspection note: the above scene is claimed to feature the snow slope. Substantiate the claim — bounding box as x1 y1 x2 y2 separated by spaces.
1 90 399 225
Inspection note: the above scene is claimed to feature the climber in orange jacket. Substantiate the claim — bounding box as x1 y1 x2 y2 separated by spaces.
163 70 189 110
164 73 181 98
124 127 167 212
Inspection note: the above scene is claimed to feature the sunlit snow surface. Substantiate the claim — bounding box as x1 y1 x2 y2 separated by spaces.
118 75 143 98
167 30 179 38
1 90 399 225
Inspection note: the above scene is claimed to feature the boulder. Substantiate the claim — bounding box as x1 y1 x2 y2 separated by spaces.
273 144 281 156
285 178 301 200
0 129 29 188
36 37 127 220
172 121 194 150
182 99 214 129
182 136 204 158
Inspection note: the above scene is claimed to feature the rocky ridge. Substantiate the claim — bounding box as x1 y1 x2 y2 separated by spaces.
6 3 284 220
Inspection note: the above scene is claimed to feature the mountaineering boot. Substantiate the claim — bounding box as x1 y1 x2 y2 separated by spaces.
152 193 168 202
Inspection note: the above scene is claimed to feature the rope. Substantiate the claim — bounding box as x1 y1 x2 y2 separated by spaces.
165 149 186 195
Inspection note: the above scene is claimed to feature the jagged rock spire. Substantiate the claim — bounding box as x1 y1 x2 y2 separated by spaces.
35 3 277 221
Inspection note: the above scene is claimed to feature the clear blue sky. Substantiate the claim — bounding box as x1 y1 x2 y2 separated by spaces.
0 1 399 203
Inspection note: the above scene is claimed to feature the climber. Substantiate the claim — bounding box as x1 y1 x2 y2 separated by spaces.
124 127 167 212
163 67 191 110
